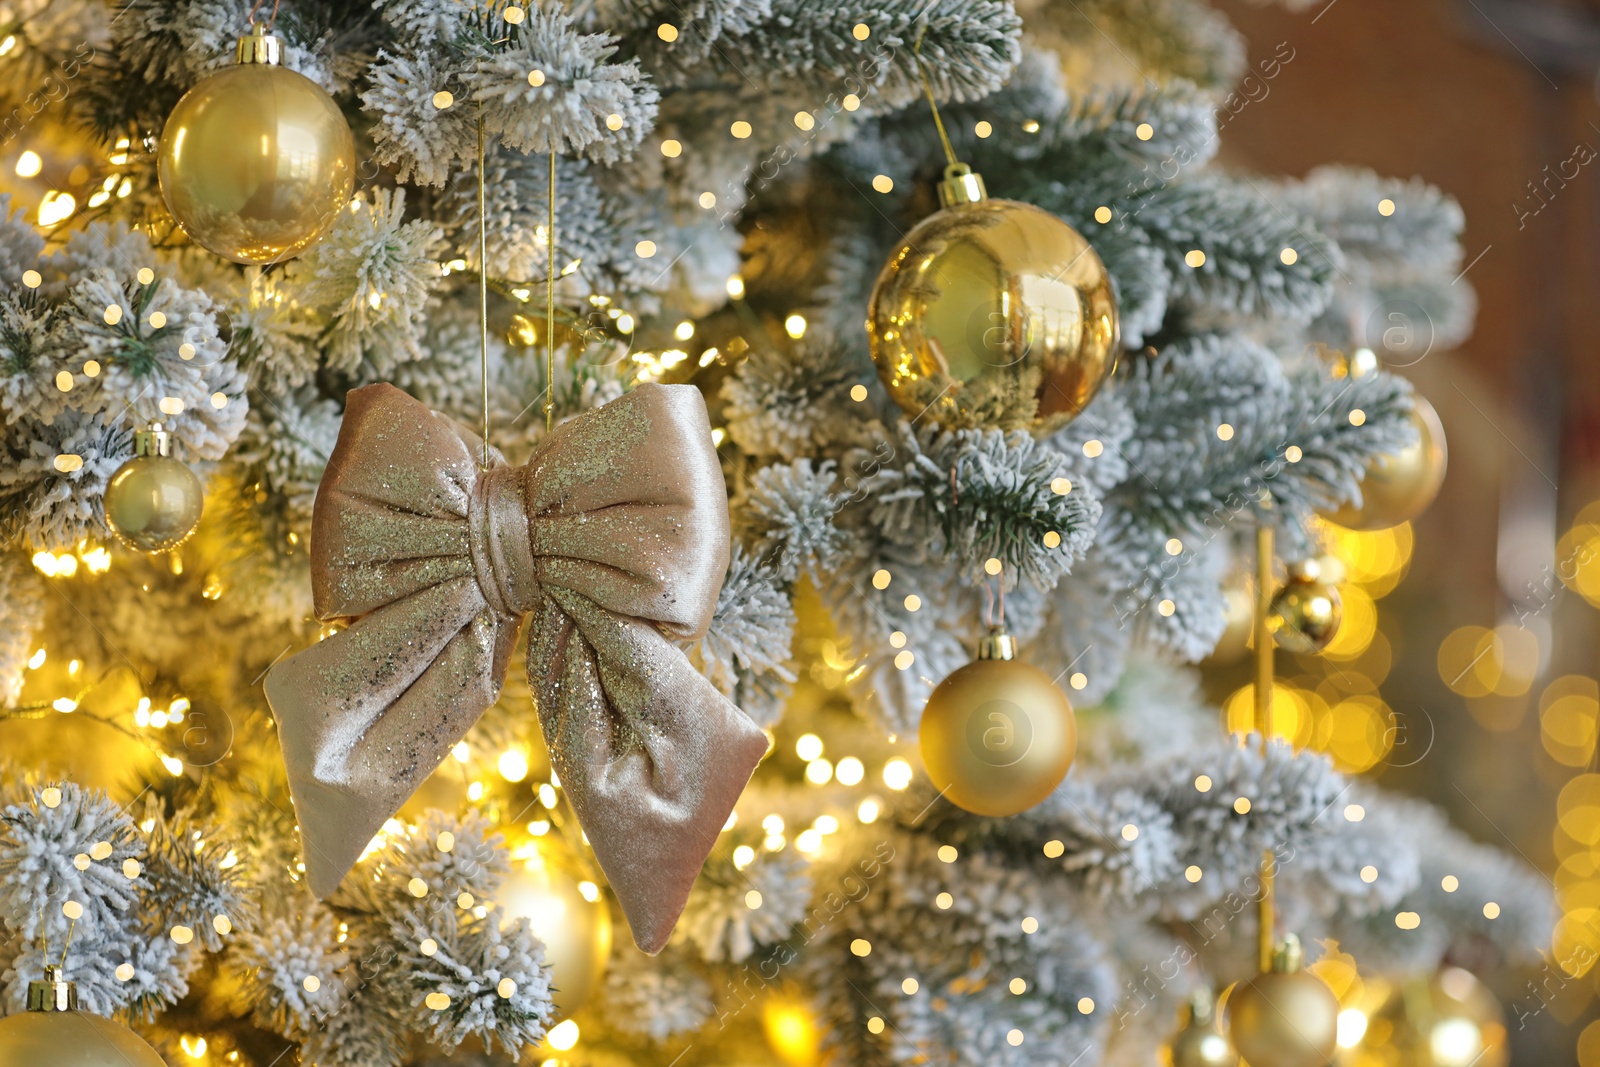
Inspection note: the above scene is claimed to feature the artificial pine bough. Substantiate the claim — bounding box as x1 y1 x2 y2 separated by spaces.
0 0 1548 1065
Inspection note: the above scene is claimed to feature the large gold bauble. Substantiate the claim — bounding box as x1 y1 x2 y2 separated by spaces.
499 838 613 1019
867 184 1119 431
158 44 354 264
103 453 204 553
1268 560 1342 655
0 1006 167 1067
918 632 1077 818
1356 967 1508 1067
1226 972 1339 1067
1164 991 1239 1067
1329 394 1447 531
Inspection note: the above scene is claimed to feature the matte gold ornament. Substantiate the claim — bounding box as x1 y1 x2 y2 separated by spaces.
158 24 355 264
1164 989 1238 1067
918 626 1077 817
499 836 613 1018
1329 394 1447 530
1225 935 1339 1067
0 967 166 1067
102 423 204 553
1267 559 1342 654
1357 967 1508 1067
867 164 1119 431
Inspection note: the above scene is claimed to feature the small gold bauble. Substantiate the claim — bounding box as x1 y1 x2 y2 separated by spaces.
499 837 613 1018
1268 560 1342 654
158 28 354 264
1226 938 1339 1067
0 970 167 1067
918 629 1077 818
867 165 1118 431
1164 990 1239 1067
1357 967 1508 1067
102 426 204 553
1329 394 1447 531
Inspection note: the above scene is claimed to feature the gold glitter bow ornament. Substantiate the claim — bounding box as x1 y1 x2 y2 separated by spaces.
264 382 768 954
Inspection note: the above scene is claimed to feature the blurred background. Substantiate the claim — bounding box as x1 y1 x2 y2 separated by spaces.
1212 0 1600 1060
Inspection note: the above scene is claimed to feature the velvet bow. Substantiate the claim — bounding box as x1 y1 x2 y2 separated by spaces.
264 382 767 953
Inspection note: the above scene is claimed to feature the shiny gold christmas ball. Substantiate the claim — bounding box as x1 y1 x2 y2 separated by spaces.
1268 560 1342 655
1329 394 1447 531
1226 958 1339 1067
0 1005 167 1067
158 32 354 264
499 837 613 1018
1164 991 1239 1067
103 453 204 553
867 170 1118 431
1358 967 1507 1067
919 631 1077 818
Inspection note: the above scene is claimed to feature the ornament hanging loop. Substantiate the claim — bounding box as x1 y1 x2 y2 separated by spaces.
912 23 961 169
476 103 491 471
1253 516 1277 973
243 0 284 37
546 150 557 434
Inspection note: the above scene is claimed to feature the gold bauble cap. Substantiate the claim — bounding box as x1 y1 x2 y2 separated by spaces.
133 421 172 458
26 966 78 1013
936 162 988 208
237 23 283 65
1284 558 1321 584
1271 932 1306 974
1185 987 1218 1025
975 626 1016 662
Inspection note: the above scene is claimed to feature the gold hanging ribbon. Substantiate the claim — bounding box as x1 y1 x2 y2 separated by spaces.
546 151 556 433
1254 521 1276 973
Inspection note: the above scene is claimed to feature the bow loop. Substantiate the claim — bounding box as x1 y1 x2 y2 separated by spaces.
265 383 766 955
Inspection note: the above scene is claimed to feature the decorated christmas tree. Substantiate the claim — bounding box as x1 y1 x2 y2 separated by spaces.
0 0 1553 1065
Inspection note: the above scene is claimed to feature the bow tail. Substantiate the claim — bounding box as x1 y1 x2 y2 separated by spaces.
529 590 769 955
266 577 515 897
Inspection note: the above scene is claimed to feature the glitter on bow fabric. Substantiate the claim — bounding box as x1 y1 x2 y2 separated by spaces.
264 382 767 954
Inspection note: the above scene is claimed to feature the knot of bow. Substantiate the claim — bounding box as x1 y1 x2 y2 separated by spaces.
265 383 767 953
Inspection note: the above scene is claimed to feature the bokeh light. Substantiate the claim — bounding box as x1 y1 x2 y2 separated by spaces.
1437 624 1540 698
1318 519 1414 598
1541 676 1600 768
